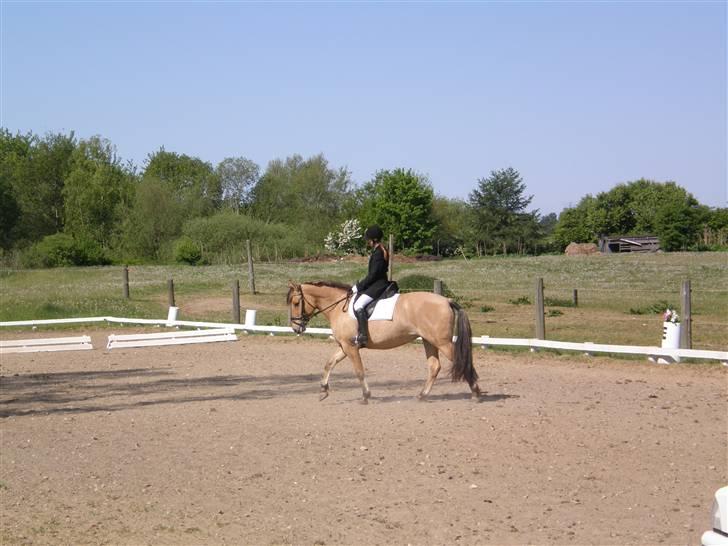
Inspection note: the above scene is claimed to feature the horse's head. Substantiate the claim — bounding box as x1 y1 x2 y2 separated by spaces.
286 280 353 334
287 281 313 334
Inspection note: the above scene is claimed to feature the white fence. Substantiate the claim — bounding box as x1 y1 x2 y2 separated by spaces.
1 314 726 365
106 328 237 350
0 335 93 354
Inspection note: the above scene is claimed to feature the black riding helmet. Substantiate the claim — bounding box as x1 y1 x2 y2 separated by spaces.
364 225 384 242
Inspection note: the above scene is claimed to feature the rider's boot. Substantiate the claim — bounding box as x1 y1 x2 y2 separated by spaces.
353 308 369 348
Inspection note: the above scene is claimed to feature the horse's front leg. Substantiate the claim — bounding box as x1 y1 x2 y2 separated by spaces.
342 345 371 404
320 347 347 401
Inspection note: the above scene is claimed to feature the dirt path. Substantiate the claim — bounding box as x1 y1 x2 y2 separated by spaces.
1 332 725 545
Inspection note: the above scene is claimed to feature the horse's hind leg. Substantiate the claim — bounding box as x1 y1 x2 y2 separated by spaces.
441 341 481 400
320 347 347 401
418 341 441 400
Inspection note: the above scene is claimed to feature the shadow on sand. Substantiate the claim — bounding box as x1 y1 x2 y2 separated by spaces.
0 367 516 418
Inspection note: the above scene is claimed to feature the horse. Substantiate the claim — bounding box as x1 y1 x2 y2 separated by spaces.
286 280 482 404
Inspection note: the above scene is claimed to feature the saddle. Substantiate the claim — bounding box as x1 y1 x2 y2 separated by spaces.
362 281 399 318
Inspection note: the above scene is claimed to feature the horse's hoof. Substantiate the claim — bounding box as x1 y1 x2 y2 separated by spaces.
417 393 428 402
359 398 369 405
319 385 329 401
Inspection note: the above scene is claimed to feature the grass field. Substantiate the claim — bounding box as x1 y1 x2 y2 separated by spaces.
1 252 726 351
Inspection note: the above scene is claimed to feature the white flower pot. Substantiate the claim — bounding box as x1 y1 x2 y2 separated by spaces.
166 306 178 327
659 321 681 364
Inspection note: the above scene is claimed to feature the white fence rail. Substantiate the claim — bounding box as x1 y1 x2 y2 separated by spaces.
0 335 93 354
1 314 726 364
471 336 728 365
107 328 237 350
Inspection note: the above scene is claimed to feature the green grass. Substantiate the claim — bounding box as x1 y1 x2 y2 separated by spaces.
1 252 726 350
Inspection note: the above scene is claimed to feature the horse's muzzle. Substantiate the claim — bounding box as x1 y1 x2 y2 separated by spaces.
290 319 307 334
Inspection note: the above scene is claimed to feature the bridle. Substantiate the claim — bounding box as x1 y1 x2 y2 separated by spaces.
290 285 351 332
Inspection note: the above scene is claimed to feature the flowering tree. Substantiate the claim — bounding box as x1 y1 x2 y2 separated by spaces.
324 219 363 255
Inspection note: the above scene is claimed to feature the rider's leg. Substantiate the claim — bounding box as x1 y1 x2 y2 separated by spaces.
352 294 373 347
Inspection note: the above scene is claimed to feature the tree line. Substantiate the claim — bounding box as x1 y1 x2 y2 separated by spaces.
1 129 726 267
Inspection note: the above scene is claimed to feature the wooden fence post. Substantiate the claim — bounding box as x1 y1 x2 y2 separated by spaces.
434 279 443 295
535 277 545 339
680 279 692 349
232 279 241 324
167 279 175 308
388 234 394 281
246 239 256 295
573 289 578 307
122 266 130 299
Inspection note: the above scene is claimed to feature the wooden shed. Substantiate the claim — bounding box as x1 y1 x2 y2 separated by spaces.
599 235 660 253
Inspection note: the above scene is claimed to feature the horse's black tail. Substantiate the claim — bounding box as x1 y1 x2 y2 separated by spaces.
449 301 478 387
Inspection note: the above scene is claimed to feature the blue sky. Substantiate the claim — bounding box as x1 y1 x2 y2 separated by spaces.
2 1 726 215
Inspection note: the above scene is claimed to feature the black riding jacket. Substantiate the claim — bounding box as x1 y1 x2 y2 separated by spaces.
356 245 389 298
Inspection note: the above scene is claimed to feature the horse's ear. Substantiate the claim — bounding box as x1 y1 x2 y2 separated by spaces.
287 280 298 289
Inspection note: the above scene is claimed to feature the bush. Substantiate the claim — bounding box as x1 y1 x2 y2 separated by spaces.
324 219 364 255
544 297 575 308
181 212 316 263
174 236 204 265
20 233 110 268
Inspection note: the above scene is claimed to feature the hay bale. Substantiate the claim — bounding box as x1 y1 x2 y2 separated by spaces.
565 242 599 256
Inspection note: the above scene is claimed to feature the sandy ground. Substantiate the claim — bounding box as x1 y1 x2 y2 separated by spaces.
0 331 725 546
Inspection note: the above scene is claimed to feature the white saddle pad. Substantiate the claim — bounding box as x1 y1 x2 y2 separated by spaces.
349 294 400 321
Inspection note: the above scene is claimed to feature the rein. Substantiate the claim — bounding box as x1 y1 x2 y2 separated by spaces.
290 286 351 331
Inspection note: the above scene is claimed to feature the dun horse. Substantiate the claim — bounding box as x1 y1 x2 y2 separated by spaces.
287 281 481 403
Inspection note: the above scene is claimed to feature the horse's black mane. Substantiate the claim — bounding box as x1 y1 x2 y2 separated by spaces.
286 280 352 303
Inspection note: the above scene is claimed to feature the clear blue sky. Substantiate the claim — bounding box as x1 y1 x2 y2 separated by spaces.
2 1 726 215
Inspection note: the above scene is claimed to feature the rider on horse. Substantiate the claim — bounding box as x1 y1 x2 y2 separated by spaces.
351 225 389 347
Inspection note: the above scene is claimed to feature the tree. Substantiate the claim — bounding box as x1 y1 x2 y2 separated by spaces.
536 212 560 253
431 196 474 256
251 154 353 243
539 212 558 236
551 179 703 251
144 149 222 217
1 130 76 246
0 175 20 250
216 156 260 213
120 177 183 261
62 136 135 248
552 198 598 249
654 199 701 251
701 207 728 248
358 168 436 254
468 167 534 254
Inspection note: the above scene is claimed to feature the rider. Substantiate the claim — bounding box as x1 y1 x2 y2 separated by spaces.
351 225 389 348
